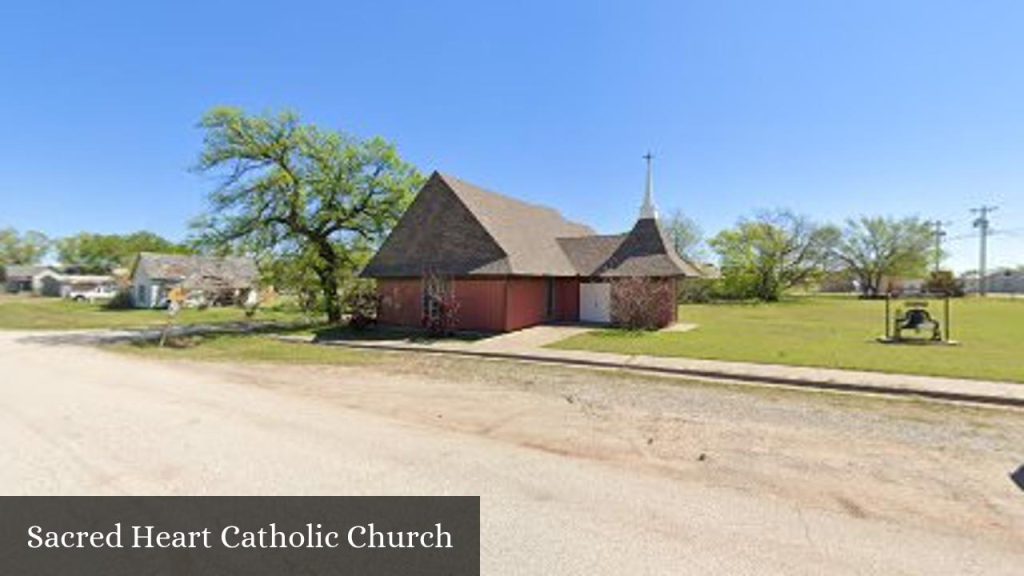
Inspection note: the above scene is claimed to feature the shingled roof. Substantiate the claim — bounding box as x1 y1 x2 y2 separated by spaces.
132 253 258 289
3 265 55 280
591 218 704 277
557 234 626 275
447 174 599 274
362 173 594 277
362 172 702 279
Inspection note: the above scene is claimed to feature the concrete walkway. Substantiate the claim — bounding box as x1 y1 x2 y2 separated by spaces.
298 325 1024 409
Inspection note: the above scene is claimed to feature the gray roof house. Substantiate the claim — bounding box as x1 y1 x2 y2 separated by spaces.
129 253 258 308
362 168 703 332
3 265 59 294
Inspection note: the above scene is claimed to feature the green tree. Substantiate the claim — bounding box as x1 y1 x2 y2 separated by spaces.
56 231 189 273
191 107 422 323
260 248 324 312
710 210 839 301
663 209 706 262
832 216 933 297
0 228 50 265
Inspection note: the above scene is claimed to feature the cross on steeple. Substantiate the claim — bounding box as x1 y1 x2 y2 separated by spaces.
640 151 658 219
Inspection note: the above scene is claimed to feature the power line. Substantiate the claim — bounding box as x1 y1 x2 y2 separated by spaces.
992 227 1024 237
970 205 998 296
946 233 978 241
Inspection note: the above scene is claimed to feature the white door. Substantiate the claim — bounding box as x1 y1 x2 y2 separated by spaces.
579 282 611 324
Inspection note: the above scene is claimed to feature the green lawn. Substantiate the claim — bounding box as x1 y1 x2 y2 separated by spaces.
0 296 312 330
551 296 1024 383
109 334 369 365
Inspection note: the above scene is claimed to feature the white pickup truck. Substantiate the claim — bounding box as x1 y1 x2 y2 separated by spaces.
68 285 119 303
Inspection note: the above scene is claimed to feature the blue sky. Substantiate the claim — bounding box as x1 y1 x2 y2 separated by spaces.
1 1 1021 272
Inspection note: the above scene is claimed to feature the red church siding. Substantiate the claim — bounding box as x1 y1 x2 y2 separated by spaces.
378 275 584 333
377 277 510 332
505 278 548 331
452 278 507 332
554 278 580 321
377 279 421 327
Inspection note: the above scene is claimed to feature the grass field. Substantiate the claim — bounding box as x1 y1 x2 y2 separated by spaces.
0 296 312 330
110 334 369 365
551 296 1024 383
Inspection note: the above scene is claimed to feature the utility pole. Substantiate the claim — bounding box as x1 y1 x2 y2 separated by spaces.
971 206 998 296
929 220 949 273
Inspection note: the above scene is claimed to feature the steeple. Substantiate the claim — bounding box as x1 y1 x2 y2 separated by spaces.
640 151 658 220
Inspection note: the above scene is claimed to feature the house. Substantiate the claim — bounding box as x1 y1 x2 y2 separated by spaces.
39 273 117 298
3 265 58 294
129 253 258 308
361 167 703 332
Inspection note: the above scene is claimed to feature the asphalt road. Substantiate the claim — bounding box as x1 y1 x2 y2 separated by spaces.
1 331 1021 574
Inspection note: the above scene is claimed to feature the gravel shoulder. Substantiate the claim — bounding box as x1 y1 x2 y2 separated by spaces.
176 349 1024 551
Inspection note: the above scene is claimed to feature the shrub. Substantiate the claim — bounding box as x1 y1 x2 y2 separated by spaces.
709 267 764 300
421 272 459 336
678 278 717 303
611 277 675 330
341 280 379 330
104 289 135 310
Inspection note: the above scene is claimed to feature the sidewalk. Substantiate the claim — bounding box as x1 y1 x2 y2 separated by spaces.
292 326 1024 409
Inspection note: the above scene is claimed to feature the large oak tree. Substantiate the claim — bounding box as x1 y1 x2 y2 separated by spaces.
832 216 933 297
192 107 423 322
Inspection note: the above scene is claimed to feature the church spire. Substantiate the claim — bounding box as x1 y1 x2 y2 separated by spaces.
640 151 658 219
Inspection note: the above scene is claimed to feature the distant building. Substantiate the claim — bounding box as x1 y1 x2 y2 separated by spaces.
817 271 856 293
39 274 117 299
962 269 1024 295
883 277 927 296
850 276 925 296
129 253 258 308
3 265 58 294
3 264 121 299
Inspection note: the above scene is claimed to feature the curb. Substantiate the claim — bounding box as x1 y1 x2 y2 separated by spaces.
282 337 1024 410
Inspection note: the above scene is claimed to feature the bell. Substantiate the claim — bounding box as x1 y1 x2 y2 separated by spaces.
904 309 930 330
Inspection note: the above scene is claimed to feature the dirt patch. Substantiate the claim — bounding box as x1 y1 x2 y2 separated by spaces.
160 351 1024 549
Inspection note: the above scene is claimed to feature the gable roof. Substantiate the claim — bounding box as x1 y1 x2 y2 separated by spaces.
3 265 55 280
362 172 704 279
440 173 594 275
132 253 258 289
360 174 511 277
52 274 116 285
557 234 627 276
362 172 594 277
